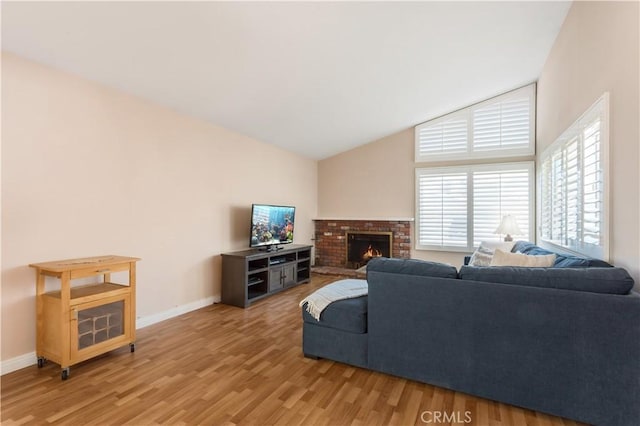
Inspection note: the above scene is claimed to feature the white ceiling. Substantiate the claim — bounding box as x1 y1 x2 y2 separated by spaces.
2 1 571 160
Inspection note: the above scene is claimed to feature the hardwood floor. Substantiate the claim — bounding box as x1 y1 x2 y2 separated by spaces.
1 274 584 426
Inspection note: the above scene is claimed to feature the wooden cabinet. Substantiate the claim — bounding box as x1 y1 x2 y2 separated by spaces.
221 245 311 308
29 255 140 380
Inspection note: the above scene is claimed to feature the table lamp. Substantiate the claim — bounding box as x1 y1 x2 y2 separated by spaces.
494 214 522 242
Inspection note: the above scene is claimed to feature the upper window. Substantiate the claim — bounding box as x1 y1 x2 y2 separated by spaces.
538 93 609 260
415 84 536 162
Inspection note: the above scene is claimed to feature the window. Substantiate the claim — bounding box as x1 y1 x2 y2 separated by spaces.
415 84 535 162
538 93 609 260
416 162 534 251
414 84 537 252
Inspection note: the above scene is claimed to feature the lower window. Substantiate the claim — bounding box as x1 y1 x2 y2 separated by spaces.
415 161 534 251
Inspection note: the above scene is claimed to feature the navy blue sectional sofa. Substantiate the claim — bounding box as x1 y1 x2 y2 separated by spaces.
302 243 640 425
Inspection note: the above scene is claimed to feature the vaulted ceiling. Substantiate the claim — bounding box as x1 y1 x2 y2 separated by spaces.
2 1 571 159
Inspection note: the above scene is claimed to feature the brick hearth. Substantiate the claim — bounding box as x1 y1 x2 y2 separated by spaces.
314 219 412 268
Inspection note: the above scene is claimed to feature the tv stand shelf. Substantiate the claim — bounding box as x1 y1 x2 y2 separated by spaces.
221 244 312 308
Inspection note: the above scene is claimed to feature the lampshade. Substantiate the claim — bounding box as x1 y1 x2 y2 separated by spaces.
494 214 522 242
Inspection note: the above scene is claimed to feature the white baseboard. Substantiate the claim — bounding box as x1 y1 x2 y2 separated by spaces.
136 296 218 329
1 296 220 376
1 352 37 376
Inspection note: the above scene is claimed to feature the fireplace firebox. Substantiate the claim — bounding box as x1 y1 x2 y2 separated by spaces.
346 231 392 269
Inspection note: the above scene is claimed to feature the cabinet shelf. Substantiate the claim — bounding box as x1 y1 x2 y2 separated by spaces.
44 283 130 305
248 278 265 287
248 289 268 300
269 260 295 266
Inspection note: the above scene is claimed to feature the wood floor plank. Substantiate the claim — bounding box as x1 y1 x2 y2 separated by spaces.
1 273 585 425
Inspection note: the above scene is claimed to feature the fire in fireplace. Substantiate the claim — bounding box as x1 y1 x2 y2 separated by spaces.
346 231 393 268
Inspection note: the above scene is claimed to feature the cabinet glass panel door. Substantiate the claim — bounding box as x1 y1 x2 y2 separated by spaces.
77 300 125 350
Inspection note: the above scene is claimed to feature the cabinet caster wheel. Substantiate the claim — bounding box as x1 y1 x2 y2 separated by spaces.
61 368 70 380
130 343 135 353
37 357 46 368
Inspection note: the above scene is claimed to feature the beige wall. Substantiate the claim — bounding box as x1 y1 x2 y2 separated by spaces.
318 128 414 219
1 53 318 362
537 1 639 283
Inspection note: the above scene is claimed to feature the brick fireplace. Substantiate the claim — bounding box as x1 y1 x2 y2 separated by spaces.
314 219 412 268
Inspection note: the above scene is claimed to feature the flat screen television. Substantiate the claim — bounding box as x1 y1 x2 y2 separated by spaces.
250 204 296 251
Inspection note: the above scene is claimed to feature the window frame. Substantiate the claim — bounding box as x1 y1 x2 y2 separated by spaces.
537 93 610 261
415 161 535 252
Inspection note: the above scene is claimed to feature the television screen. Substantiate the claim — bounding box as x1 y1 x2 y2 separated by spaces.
250 204 295 249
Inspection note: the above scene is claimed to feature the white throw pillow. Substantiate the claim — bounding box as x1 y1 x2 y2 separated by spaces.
490 249 556 267
469 241 516 267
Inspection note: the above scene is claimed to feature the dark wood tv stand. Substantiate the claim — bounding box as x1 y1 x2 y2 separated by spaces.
221 244 312 308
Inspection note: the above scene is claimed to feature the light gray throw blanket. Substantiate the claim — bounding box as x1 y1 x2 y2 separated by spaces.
299 279 368 321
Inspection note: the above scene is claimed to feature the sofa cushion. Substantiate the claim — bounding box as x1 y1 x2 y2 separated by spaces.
490 249 556 267
367 257 457 279
469 241 516 266
512 241 612 268
459 265 634 295
302 295 368 334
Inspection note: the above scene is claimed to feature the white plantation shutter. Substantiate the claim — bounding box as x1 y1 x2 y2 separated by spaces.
551 150 566 242
539 158 551 240
416 171 468 248
473 96 531 152
472 164 533 246
416 162 533 251
566 138 580 243
582 118 603 247
416 114 468 158
415 84 535 162
538 93 608 260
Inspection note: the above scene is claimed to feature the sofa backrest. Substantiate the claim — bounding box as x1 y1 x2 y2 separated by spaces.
511 241 612 267
368 256 634 295
459 265 634 295
367 257 457 279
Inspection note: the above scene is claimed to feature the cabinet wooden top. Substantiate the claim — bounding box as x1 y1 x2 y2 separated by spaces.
29 255 140 272
222 244 312 259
